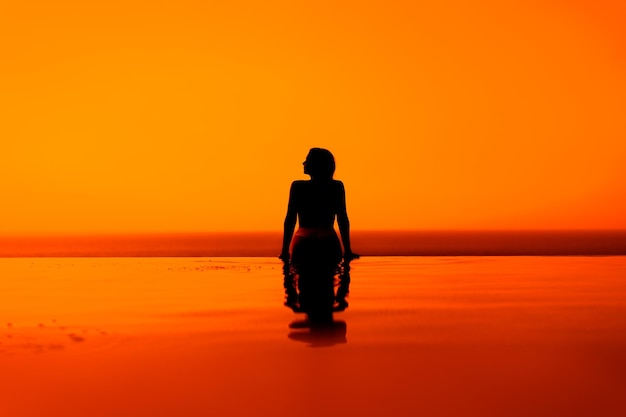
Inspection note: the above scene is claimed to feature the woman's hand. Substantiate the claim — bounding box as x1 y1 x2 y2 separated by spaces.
344 251 360 261
278 250 290 262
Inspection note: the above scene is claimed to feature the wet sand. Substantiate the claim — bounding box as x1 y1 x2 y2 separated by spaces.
1 257 626 417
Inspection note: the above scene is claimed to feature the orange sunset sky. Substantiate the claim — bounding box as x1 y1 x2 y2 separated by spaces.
1 0 625 234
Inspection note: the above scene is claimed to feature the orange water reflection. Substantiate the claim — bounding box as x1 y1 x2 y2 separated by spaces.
1 257 626 417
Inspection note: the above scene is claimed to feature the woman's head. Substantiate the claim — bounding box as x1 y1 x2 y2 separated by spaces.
303 148 335 180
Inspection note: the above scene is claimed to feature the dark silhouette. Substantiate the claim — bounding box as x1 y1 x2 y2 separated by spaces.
280 148 358 326
287 319 348 347
283 260 351 347
283 258 351 313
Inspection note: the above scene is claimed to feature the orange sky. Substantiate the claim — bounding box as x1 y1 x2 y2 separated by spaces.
2 0 625 234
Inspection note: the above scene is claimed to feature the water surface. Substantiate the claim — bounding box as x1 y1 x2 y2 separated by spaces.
1 256 625 417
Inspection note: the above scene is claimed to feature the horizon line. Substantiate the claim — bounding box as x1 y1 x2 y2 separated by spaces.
2 229 626 237
1 230 626 257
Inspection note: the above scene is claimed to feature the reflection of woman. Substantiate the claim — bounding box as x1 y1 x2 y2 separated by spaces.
280 148 358 264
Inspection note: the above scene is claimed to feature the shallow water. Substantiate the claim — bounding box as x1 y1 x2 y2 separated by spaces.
1 256 625 416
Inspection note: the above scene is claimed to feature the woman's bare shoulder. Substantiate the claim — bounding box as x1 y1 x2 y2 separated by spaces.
290 180 309 190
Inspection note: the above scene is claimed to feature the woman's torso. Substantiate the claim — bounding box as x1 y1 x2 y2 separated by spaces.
292 180 342 229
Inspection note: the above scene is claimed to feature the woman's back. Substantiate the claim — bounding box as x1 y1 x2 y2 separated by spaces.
280 148 356 263
290 180 344 229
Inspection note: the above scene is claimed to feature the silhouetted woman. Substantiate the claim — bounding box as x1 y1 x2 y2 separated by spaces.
280 148 358 322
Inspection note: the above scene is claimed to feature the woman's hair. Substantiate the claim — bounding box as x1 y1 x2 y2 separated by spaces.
307 148 336 179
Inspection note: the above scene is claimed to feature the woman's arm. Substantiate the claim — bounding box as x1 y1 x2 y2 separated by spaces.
336 181 358 260
280 182 298 260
